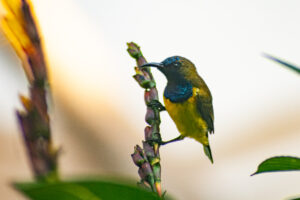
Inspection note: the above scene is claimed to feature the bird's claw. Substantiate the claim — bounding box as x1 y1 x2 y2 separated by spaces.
147 100 166 112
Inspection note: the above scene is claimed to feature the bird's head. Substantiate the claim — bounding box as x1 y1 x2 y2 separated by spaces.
140 56 197 82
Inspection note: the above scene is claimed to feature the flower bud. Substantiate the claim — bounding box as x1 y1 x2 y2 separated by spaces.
131 145 145 167
143 141 155 159
141 162 153 178
138 168 147 181
144 126 153 141
145 108 155 125
144 88 158 104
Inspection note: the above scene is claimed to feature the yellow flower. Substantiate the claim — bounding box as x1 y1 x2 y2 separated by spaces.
0 0 38 82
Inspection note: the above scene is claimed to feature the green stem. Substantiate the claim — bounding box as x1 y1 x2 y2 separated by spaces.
128 42 163 197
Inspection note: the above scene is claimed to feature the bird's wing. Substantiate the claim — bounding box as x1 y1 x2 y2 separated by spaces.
195 93 214 133
190 73 214 133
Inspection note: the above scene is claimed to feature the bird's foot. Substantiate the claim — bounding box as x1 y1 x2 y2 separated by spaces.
147 100 166 112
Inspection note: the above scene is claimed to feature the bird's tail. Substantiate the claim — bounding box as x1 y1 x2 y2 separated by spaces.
203 145 213 164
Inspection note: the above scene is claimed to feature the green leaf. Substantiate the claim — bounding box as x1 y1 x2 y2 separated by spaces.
252 156 300 176
14 179 162 200
263 53 300 74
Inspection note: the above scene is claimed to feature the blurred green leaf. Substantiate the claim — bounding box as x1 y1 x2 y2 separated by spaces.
263 53 300 74
252 156 300 176
14 179 162 200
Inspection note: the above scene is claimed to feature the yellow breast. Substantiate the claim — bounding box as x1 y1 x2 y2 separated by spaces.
163 88 209 145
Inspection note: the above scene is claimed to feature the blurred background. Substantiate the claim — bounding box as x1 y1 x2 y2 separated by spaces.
0 0 300 199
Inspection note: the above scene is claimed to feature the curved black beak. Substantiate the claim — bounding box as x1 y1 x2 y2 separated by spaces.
140 62 164 69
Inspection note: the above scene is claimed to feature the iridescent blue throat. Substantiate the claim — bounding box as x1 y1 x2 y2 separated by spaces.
164 82 193 103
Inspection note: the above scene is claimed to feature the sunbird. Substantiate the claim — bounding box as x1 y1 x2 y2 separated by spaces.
141 56 214 163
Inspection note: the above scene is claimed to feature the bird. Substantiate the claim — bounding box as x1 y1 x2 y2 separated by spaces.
141 56 214 163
